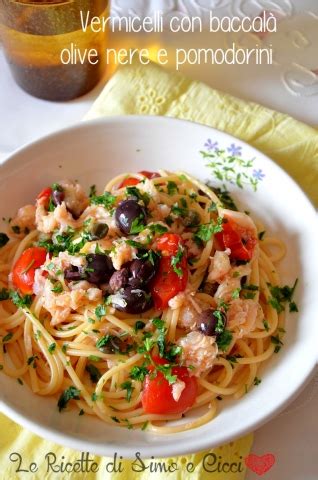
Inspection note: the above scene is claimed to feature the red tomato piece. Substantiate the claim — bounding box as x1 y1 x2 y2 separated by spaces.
156 233 182 256
12 247 47 295
37 187 52 208
151 233 188 309
216 220 257 261
119 177 140 188
142 357 198 415
139 171 160 180
151 257 188 310
119 171 159 188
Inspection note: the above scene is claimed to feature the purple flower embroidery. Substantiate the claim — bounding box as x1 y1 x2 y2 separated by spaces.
227 143 242 157
252 169 265 181
204 139 219 151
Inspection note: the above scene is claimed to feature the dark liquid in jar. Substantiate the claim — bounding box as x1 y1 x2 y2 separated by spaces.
0 0 109 101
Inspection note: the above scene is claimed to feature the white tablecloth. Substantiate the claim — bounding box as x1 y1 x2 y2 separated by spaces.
0 1 317 478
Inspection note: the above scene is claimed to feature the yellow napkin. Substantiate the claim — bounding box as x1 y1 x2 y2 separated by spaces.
1 60 317 480
0 412 253 480
85 61 318 207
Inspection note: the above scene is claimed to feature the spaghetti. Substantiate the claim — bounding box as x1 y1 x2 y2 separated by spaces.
0 170 294 433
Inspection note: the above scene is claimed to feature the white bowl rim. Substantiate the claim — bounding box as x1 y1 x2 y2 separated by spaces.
0 114 317 459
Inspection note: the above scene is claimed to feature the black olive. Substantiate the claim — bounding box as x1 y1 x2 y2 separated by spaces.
129 258 158 288
89 223 109 241
109 267 129 292
183 210 201 228
64 265 85 282
111 287 153 314
197 309 227 337
52 189 65 206
115 199 147 235
85 254 114 285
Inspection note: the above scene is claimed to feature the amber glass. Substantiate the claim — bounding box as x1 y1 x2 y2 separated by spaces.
0 0 109 101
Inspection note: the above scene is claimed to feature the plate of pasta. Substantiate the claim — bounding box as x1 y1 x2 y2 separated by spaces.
0 116 317 458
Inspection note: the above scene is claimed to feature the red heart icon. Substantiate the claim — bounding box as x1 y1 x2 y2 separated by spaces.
245 453 276 476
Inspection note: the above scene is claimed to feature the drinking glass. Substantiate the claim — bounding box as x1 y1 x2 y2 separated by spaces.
0 0 109 101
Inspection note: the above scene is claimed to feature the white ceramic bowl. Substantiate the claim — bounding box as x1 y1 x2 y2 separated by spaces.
0 116 317 458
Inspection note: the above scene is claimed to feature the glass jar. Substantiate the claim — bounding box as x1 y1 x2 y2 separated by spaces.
0 0 109 101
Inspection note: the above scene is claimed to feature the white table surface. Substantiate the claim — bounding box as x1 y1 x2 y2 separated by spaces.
0 1 317 479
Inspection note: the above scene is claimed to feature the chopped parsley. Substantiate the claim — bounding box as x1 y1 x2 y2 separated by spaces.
268 279 298 314
124 418 134 429
121 380 134 402
2 332 13 343
254 377 262 386
88 355 101 362
126 239 145 249
243 284 259 291
152 317 166 357
148 223 168 235
171 245 185 277
241 284 258 300
130 365 148 382
48 343 56 354
34 330 42 341
134 321 146 333
232 288 241 299
271 335 284 353
141 421 149 431
27 355 39 368
194 217 223 243
51 281 63 294
208 202 218 213
164 344 182 362
210 186 238 211
164 215 173 226
111 416 120 423
126 186 150 206
171 202 188 218
137 249 160 266
216 330 233 351
90 191 116 210
85 364 102 383
130 215 146 235
38 227 91 256
213 310 226 334
96 335 111 350
57 386 81 412
89 185 97 198
0 288 10 301
95 304 107 319
10 291 32 309
226 354 242 367
263 320 270 332
167 181 178 195
156 363 177 384
289 302 298 312
0 233 9 248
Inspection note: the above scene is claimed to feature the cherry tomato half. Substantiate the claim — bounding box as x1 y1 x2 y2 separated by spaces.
156 233 182 257
37 187 52 208
12 247 47 294
119 171 159 188
216 220 257 261
142 356 198 415
151 234 188 310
